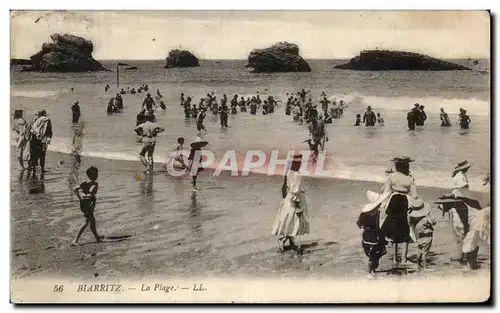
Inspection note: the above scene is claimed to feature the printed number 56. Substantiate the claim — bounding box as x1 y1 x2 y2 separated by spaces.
53 285 64 293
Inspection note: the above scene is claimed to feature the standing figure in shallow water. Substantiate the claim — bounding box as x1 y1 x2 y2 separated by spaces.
379 156 417 268
458 108 471 129
440 107 452 127
272 154 310 251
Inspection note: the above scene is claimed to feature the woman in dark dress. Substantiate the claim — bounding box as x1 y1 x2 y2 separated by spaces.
380 157 417 267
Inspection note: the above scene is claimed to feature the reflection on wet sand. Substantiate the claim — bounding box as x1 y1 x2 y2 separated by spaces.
68 122 84 194
188 191 203 239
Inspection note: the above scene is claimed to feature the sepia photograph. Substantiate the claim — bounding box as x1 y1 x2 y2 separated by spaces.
9 9 491 303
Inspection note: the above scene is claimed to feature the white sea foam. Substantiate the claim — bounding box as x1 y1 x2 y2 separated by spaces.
11 90 59 98
41 142 489 193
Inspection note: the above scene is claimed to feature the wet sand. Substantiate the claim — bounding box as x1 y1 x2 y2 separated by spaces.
11 149 490 283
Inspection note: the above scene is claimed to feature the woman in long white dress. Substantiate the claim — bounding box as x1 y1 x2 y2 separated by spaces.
272 154 310 250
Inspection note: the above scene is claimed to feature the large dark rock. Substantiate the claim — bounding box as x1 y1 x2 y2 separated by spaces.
10 58 32 66
164 49 199 68
21 33 108 72
335 50 471 71
125 66 138 70
246 42 311 73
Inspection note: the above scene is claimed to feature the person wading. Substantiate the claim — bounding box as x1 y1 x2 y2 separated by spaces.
363 106 376 127
134 114 165 174
29 110 53 175
71 101 81 123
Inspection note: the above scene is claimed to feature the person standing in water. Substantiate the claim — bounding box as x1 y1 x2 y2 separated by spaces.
71 101 81 124
354 114 362 126
115 94 124 111
13 109 29 169
134 114 165 174
219 103 229 127
363 106 376 127
29 110 53 175
272 154 310 251
416 105 427 126
169 137 188 170
458 108 471 129
440 107 452 127
142 93 156 113
377 112 384 126
407 105 419 130
188 137 208 191
380 156 417 268
71 166 102 246
197 107 207 133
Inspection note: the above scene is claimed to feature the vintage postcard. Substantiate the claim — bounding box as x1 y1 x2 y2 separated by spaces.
10 10 490 303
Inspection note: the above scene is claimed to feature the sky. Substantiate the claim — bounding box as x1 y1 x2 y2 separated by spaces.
10 10 490 60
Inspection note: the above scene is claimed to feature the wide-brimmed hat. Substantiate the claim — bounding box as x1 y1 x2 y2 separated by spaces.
190 136 208 149
35 110 47 116
453 160 472 175
391 156 414 163
361 190 389 213
409 197 431 218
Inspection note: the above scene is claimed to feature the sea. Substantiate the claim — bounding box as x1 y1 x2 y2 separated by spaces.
10 59 491 192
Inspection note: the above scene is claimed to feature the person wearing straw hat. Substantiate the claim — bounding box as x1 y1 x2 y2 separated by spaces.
272 154 310 251
357 190 390 277
379 156 418 267
188 136 208 191
451 160 471 190
408 198 436 270
444 162 485 270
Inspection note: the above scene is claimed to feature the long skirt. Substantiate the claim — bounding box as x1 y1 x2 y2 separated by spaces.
381 194 410 243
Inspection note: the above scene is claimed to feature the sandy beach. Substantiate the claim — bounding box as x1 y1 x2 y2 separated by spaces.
11 149 490 284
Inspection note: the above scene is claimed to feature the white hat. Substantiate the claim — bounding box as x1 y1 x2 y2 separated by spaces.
361 190 388 213
409 197 431 218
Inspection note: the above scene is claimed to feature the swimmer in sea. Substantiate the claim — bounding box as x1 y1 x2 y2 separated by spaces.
377 112 384 126
71 166 102 246
354 114 361 126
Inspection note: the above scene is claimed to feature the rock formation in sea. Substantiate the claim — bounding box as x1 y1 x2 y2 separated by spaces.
164 49 199 68
20 33 108 72
246 42 311 73
334 50 471 71
10 58 32 66
125 66 138 70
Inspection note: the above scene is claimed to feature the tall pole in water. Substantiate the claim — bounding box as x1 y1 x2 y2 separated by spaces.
116 63 119 87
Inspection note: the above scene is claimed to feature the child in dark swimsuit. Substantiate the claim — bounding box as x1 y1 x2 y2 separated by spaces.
71 166 102 246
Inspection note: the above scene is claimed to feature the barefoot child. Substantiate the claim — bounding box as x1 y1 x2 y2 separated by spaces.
409 198 436 270
71 166 102 246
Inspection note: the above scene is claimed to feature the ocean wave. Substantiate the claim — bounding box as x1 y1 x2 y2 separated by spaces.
300 93 490 116
41 142 489 193
11 90 59 98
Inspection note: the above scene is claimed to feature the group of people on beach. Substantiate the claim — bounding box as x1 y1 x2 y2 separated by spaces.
12 83 487 272
272 153 490 277
12 109 53 176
